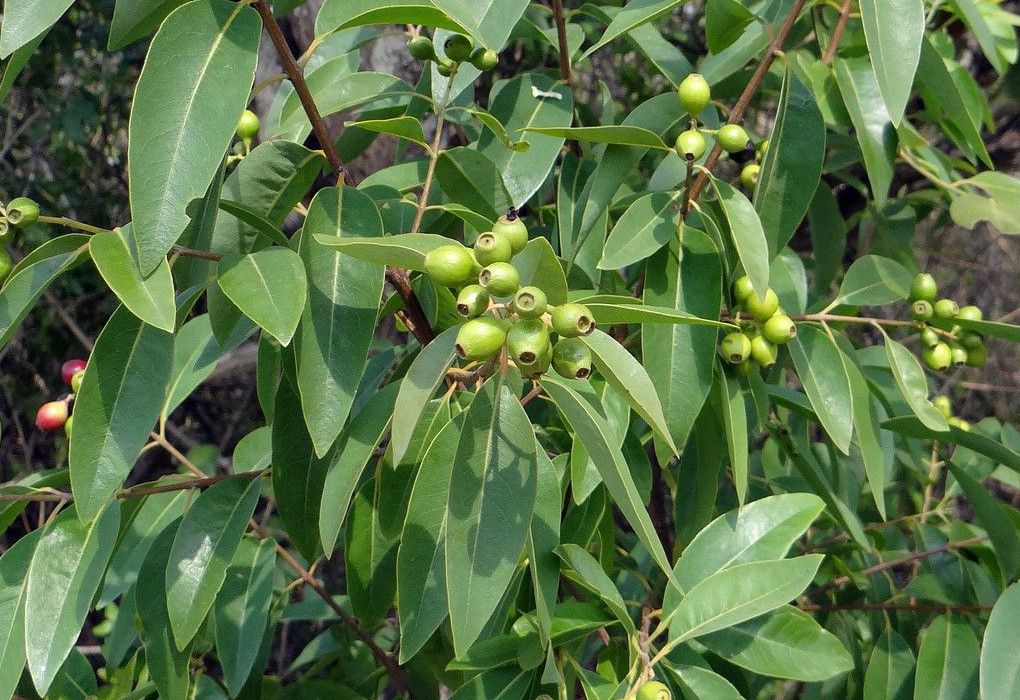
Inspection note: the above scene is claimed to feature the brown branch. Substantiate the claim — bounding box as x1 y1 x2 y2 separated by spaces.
551 0 574 89
171 244 222 261
800 602 993 613
686 0 807 208
0 471 266 503
822 0 853 64
819 536 990 592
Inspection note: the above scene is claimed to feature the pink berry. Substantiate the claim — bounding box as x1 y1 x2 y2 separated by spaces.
61 359 87 386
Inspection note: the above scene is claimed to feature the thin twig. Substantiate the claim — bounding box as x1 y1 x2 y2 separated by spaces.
799 602 993 613
550 0 574 89
411 77 455 234
0 471 265 503
822 0 853 63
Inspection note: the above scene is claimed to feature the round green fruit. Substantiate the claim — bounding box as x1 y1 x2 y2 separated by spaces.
675 129 706 160
479 261 520 297
64 414 74 438
678 74 710 117
236 110 260 141
636 680 672 700
551 303 595 337
923 342 952 371
456 284 489 318
552 337 593 379
912 300 934 322
507 319 552 369
933 298 959 319
407 35 438 62
424 244 478 288
436 61 455 77
717 124 749 153
444 34 473 62
965 343 987 368
70 369 85 394
921 327 940 348
762 315 796 344
932 395 952 418
0 219 10 244
951 343 968 365
732 275 755 303
909 273 938 302
492 213 528 253
957 305 983 322
513 286 548 318
455 316 507 361
474 232 513 266
5 196 39 227
0 248 11 283
757 138 770 160
961 331 983 350
750 335 779 367
719 332 751 364
745 288 780 322
470 47 498 71
949 416 971 431
529 343 553 377
740 163 760 190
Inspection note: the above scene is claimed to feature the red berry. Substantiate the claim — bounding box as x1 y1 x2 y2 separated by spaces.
61 359 87 386
36 401 68 431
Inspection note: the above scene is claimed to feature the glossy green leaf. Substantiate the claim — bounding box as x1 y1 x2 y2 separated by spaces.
753 68 825 256
527 450 562 648
582 0 683 57
712 366 749 504
510 236 570 306
951 0 1010 74
789 324 854 453
598 191 682 270
981 583 1020 699
580 299 735 328
556 544 635 634
217 248 307 346
70 307 174 521
953 315 1020 344
881 334 950 432
914 614 979 700
526 125 669 150
833 57 896 204
346 476 401 626
864 629 915 700
217 200 290 248
542 376 674 581
90 227 176 332
706 0 756 52
24 504 120 695
446 380 538 655
0 31 47 103
860 0 923 124
315 232 453 271
0 0 72 58
108 0 189 50
447 667 535 700
834 255 912 307
0 530 41 700
883 416 1020 474
664 661 742 700
392 326 458 465
435 147 513 220
315 0 475 40
165 476 261 649
161 313 250 420
346 116 429 149
843 352 891 519
807 184 847 294
128 0 261 273
708 175 769 298
950 172 1020 236
947 462 1020 582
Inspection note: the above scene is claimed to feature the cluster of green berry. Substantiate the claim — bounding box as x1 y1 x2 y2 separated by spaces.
422 213 596 379
0 196 40 284
35 359 86 436
407 33 498 76
931 394 971 431
908 273 987 371
674 74 764 190
719 276 797 374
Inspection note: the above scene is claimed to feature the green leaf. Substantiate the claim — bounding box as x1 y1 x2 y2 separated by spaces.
833 57 897 204
527 450 562 648
582 0 683 57
864 629 915 700
0 530 41 700
217 248 307 346
950 172 1020 236
953 315 1020 343
346 476 401 626
884 416 1020 475
579 299 735 329
161 313 250 420
446 380 538 655
128 0 261 273
0 31 47 103
703 606 853 682
315 232 453 271
213 537 275 697
442 0 530 50
448 667 535 700
981 583 1020 698
598 191 682 270
711 366 749 504
296 187 385 456
667 556 823 645
580 330 678 455
788 324 854 454
392 326 459 465
947 462 1020 582
542 376 675 581
108 0 189 50
90 227 176 332
705 0 756 53
526 125 669 150
217 200 290 248
346 116 429 149
556 544 635 635
0 235 91 348
881 334 950 432
315 0 476 40
753 68 825 256
24 504 120 695
435 147 513 220
707 175 769 298
663 661 742 700
951 0 1011 74
0 0 72 58
834 255 912 307
165 476 261 649
915 614 979 700
807 184 847 294
843 352 891 519
859 0 923 124
510 236 570 306
320 382 400 554
70 307 174 521
398 417 462 663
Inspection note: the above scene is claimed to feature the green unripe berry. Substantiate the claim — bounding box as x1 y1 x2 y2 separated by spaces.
948 416 971 431
469 47 498 71
636 680 672 700
732 275 755 303
236 110 260 141
950 343 968 365
911 300 934 322
551 303 595 337
530 342 553 377
507 319 552 369
456 284 489 318
932 395 952 418
675 129 706 160
717 124 749 153
436 61 455 77
757 138 770 160
965 343 987 368
719 332 752 364
745 288 780 322
957 305 983 322
64 414 74 438
492 213 528 253
921 327 940 348
425 244 478 288
740 163 760 190
909 273 938 302
762 315 796 344
933 298 959 319
923 342 952 371
0 248 11 284
678 73 711 117
407 35 439 62
70 369 85 394
455 316 508 361
513 286 547 318
5 196 39 227
479 261 520 297
552 337 593 379
444 34 473 63
750 335 778 367
961 331 984 350
474 232 513 266
0 219 10 244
